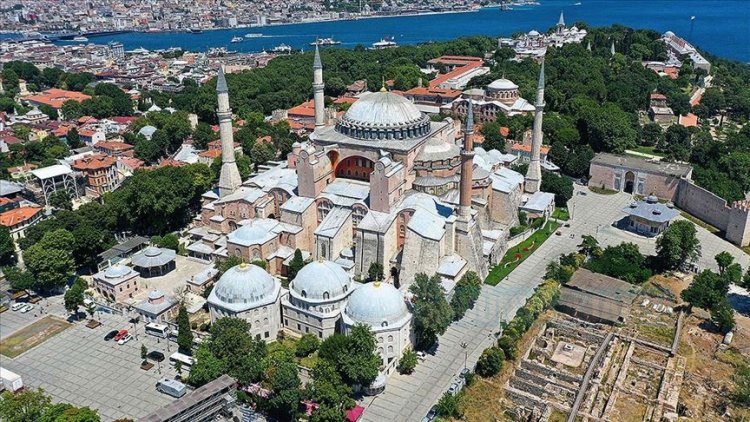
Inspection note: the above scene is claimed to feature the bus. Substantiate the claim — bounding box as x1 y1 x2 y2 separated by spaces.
169 352 195 369
144 322 170 338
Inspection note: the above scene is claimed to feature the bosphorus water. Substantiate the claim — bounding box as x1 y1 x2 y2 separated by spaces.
59 0 750 61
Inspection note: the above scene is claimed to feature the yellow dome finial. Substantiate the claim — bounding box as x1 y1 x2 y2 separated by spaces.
380 76 387 92
373 281 381 288
239 261 248 269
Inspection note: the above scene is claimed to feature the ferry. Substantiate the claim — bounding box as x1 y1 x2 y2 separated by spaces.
231 36 243 43
271 44 292 54
245 33 263 38
72 36 88 43
372 37 397 49
310 38 341 46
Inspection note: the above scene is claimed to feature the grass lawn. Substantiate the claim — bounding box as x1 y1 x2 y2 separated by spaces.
267 337 320 368
551 208 569 221
0 315 71 358
485 221 561 286
589 186 619 195
628 146 664 157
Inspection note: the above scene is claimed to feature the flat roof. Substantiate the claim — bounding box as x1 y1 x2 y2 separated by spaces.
31 164 73 180
558 287 629 324
138 375 235 422
567 269 640 304
591 153 692 178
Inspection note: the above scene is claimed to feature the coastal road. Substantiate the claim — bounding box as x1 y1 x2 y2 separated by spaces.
360 187 634 422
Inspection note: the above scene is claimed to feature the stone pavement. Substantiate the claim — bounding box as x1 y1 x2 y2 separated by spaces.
360 187 748 422
1 301 180 421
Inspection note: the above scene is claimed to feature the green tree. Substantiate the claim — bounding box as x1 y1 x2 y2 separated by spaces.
641 122 663 146
65 127 83 149
715 251 734 276
710 299 735 334
681 270 729 310
267 361 301 421
296 333 320 357
497 335 519 360
586 242 652 284
287 249 304 281
450 271 482 320
540 170 574 207
475 346 505 377
308 361 354 419
397 349 418 374
340 324 381 387
38 104 58 121
40 404 100 421
409 273 453 349
49 190 73 210
191 122 216 150
24 230 76 290
141 344 149 364
176 306 193 354
367 262 384 281
209 317 266 384
480 121 507 152
435 392 461 418
0 388 52 422
61 100 84 120
152 233 179 251
187 343 226 387
655 220 701 271
577 235 602 259
3 266 35 292
0 226 17 266
63 278 87 320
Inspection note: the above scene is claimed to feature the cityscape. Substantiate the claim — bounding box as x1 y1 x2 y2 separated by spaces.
0 1 749 422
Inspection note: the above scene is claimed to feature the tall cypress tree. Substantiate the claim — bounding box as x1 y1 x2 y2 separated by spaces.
176 306 193 355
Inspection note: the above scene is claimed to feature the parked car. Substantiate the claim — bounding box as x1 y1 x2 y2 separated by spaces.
459 368 471 378
447 382 460 396
10 303 25 311
104 330 119 341
113 329 128 341
416 351 426 360
148 351 165 362
421 406 437 422
20 304 34 313
117 334 133 345
156 378 187 398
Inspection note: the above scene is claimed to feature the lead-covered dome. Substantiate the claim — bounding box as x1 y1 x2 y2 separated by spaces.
336 91 431 140
343 281 410 328
104 264 134 279
208 263 280 311
291 260 352 301
487 78 518 91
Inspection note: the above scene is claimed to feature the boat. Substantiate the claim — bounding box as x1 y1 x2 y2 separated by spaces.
189 28 203 34
271 44 292 53
72 36 88 43
310 37 341 46
574 2 582 5
371 37 397 49
245 33 263 38
231 36 243 43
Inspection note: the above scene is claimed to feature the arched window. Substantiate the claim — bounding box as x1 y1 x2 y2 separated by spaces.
301 290 307 298
387 345 394 353
387 335 393 342
381 321 388 327
323 291 330 300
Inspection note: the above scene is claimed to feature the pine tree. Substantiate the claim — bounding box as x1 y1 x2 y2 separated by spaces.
176 306 193 355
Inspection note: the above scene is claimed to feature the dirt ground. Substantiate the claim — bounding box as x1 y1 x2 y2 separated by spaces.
0 315 71 358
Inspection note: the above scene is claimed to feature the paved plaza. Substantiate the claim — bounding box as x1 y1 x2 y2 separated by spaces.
1 300 181 421
361 187 749 422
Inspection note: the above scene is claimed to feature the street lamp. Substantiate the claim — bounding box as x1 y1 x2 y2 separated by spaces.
460 342 468 370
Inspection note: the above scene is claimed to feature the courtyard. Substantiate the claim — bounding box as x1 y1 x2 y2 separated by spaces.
0 298 181 421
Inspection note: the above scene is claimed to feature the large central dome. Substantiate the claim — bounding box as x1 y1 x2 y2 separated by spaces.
336 91 432 141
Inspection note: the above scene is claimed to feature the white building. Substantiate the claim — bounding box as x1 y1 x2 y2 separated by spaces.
207 263 285 342
342 281 413 393
281 259 356 339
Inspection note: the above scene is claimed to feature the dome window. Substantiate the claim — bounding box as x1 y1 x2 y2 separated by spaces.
323 291 330 300
301 290 307 298
381 321 389 327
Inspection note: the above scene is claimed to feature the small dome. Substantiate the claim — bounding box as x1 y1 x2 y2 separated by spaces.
344 282 409 327
148 289 164 300
291 260 352 301
487 78 518 90
415 137 460 163
209 263 279 309
646 195 659 204
336 91 432 141
528 30 540 36
104 264 132 279
143 246 162 257
138 125 157 138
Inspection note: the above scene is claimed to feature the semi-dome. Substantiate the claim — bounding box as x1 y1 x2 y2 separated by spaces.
415 137 460 163
344 282 409 328
291 260 352 301
208 263 280 311
487 78 518 90
104 264 133 279
336 91 432 141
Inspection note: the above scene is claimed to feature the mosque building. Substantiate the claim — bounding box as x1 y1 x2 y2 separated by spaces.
196 45 550 290
194 45 551 394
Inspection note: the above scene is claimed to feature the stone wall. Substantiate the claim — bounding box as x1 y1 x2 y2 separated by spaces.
675 180 750 246
727 201 750 247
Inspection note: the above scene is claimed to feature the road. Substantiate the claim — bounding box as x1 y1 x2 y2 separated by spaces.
360 186 749 422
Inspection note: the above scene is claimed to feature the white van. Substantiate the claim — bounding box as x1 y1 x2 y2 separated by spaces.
156 378 187 398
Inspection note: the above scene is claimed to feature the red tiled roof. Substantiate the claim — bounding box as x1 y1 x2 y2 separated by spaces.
72 154 116 171
429 60 484 89
118 157 144 170
650 93 667 100
95 141 134 151
110 116 138 125
0 206 42 227
512 143 550 155
288 100 316 117
199 149 222 159
25 89 91 109
256 135 272 144
679 113 698 127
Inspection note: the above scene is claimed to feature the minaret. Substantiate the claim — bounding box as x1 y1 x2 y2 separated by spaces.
459 100 475 218
216 66 242 197
525 62 545 193
312 44 326 130
610 41 616 56
587 41 592 52
556 11 565 35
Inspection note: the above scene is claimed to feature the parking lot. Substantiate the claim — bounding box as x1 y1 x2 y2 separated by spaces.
1 299 182 421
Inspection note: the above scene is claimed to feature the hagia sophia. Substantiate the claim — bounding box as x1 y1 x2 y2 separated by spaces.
191 46 552 393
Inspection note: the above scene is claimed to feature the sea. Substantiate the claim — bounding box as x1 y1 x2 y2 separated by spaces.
25 0 750 61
